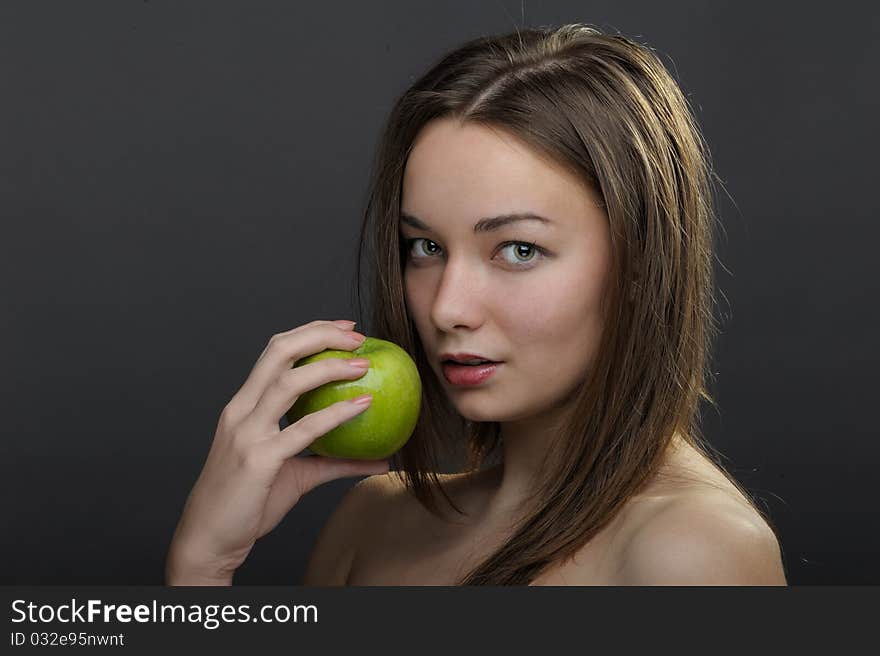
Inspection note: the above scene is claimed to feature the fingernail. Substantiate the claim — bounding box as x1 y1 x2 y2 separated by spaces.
334 320 357 329
350 394 372 406
348 358 370 368
348 331 366 343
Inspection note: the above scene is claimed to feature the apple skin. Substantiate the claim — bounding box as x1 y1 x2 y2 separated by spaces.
284 337 422 460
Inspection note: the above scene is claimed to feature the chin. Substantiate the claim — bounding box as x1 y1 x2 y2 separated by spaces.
448 397 510 423
459 410 500 423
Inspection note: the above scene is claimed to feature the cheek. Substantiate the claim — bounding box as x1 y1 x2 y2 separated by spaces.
501 262 608 374
403 269 434 335
504 287 594 355
403 269 423 317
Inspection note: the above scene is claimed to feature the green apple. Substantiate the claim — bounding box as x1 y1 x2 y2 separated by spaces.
285 337 422 460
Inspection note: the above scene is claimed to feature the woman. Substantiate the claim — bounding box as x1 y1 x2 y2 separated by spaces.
166 24 788 586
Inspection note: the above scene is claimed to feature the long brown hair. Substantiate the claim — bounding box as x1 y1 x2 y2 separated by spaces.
354 23 778 584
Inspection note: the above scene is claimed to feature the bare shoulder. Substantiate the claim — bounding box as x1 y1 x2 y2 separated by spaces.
302 473 407 586
613 491 787 586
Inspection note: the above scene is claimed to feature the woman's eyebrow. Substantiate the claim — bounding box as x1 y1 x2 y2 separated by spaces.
399 211 552 233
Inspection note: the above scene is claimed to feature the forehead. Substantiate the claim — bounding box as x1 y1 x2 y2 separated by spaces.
401 117 601 227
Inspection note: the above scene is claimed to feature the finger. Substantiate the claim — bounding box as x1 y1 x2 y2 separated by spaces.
254 320 356 363
267 395 373 460
248 356 370 432
229 321 364 419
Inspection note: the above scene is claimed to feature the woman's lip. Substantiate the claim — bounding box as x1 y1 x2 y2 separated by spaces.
441 361 501 386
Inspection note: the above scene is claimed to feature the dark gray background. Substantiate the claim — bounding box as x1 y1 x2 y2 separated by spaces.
1 1 876 585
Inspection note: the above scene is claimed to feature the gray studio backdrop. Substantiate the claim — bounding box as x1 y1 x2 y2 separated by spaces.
1 1 877 585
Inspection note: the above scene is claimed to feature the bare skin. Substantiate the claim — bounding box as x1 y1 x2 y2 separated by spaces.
324 117 785 585
399 117 616 523
171 116 785 585
165 320 391 585
344 435 774 585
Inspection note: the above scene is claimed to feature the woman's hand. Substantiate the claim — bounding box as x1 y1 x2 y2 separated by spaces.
165 319 388 585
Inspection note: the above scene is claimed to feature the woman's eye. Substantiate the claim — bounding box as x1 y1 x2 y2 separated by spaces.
410 238 441 257
404 238 546 269
499 242 539 265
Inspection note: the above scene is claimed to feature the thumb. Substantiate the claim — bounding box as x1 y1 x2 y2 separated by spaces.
295 455 391 493
259 456 390 537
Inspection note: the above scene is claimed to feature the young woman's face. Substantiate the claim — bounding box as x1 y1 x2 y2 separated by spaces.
400 117 613 423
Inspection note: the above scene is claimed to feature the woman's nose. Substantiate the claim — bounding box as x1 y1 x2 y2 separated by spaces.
429 255 486 331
